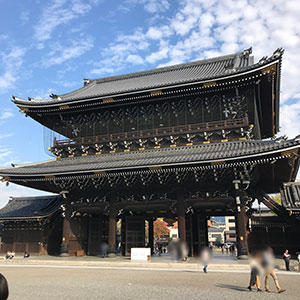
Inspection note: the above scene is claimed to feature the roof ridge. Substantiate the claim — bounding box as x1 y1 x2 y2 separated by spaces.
89 51 245 85
10 195 59 201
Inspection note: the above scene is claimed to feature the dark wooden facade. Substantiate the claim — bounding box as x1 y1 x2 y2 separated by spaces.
1 48 300 257
0 196 62 255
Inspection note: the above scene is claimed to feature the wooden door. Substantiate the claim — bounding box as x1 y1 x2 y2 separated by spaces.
125 216 145 255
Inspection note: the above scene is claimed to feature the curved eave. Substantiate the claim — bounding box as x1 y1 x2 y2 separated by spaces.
0 141 298 179
0 211 58 221
12 57 281 110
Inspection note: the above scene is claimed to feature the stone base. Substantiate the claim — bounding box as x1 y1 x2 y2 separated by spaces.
60 252 69 257
237 255 248 260
108 253 117 258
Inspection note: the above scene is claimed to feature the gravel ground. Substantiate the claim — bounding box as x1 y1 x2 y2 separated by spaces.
1 265 299 300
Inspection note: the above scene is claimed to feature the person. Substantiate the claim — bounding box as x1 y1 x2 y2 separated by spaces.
180 240 189 261
157 243 162 256
24 251 30 258
100 241 108 258
262 247 285 293
247 252 262 292
5 252 10 260
5 251 14 260
297 252 300 273
201 247 211 273
282 249 291 271
0 273 9 300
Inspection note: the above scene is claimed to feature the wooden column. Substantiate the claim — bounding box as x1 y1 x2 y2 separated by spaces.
177 190 186 242
148 218 154 254
233 180 249 259
108 200 117 255
60 204 71 256
121 215 126 256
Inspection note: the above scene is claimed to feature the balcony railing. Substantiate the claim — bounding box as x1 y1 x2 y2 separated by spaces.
53 116 249 148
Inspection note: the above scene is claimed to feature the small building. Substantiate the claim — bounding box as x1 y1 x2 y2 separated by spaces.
224 216 236 243
0 196 62 255
208 227 225 245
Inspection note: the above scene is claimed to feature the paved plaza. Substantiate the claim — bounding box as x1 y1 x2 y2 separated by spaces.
1 263 299 300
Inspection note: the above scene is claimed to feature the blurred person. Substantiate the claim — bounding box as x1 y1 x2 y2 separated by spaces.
231 244 236 255
0 273 9 300
297 252 300 272
100 241 108 258
157 243 163 256
200 247 211 273
24 251 30 258
282 249 291 271
262 247 285 293
180 240 189 261
5 251 14 260
247 251 262 292
5 252 10 260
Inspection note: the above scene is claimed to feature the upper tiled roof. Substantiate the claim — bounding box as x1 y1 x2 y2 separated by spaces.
0 138 299 177
0 195 61 220
281 182 300 209
12 47 286 108
12 48 285 107
57 49 253 101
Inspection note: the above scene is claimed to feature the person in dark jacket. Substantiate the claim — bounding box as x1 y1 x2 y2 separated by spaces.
0 273 9 300
283 249 291 271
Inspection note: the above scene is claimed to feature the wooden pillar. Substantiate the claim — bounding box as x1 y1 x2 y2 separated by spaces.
177 191 186 242
60 204 71 256
233 180 249 259
121 215 126 256
148 218 154 254
108 201 117 255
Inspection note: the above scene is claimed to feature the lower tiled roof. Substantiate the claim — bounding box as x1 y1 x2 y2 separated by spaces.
0 139 299 177
0 195 61 220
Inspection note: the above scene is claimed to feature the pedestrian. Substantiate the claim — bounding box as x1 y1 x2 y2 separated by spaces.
262 247 285 293
100 241 108 258
297 252 300 273
282 249 291 271
247 252 262 292
201 247 211 273
24 251 30 258
0 273 9 300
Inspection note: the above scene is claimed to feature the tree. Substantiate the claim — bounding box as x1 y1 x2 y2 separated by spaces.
271 193 282 205
153 219 170 239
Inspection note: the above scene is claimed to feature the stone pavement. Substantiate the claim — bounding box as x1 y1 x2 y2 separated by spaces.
1 253 299 272
1 264 300 300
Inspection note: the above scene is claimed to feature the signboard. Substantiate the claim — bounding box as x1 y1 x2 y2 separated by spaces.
131 248 151 261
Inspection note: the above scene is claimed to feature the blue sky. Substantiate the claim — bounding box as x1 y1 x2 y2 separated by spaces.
0 0 300 206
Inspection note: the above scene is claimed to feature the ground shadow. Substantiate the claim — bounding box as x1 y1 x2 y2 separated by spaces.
216 284 249 292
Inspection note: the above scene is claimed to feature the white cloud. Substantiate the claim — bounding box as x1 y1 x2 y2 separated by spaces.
146 44 169 64
126 54 144 65
44 37 94 67
0 111 13 121
34 0 99 47
90 29 149 75
280 101 300 138
0 47 26 93
146 26 173 40
142 0 170 13
20 10 30 24
0 133 13 140
119 0 170 14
